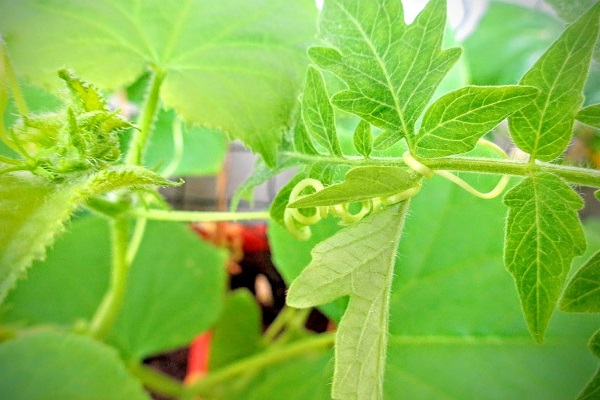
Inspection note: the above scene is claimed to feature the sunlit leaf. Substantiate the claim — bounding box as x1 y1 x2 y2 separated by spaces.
308 0 461 144
352 120 373 158
0 0 317 166
287 203 408 400
288 166 420 208
504 173 586 342
415 85 539 158
577 104 600 129
301 66 342 157
508 3 600 161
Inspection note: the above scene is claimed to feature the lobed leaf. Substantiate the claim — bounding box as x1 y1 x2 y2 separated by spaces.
273 175 600 399
353 119 373 158
503 173 587 342
560 250 600 313
577 104 600 129
301 66 342 157
0 331 149 400
288 166 420 208
415 85 539 158
287 203 408 400
308 0 461 144
0 0 317 166
508 3 600 161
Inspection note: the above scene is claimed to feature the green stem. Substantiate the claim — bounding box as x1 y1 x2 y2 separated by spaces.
89 217 130 340
283 152 600 188
261 306 297 345
128 362 185 398
182 333 334 398
131 209 271 222
125 68 166 166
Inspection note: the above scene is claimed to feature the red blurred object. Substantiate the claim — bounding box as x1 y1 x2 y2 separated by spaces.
186 331 213 383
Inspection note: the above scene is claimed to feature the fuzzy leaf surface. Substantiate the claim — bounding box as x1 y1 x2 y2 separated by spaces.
415 85 539 158
289 166 420 208
353 120 373 158
302 66 342 156
504 173 586 342
287 203 408 400
272 175 600 399
508 3 600 161
560 250 600 313
0 0 316 166
308 0 461 142
577 104 600 129
0 331 149 400
0 173 80 304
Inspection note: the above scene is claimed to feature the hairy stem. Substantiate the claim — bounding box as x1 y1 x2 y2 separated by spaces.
131 209 271 222
89 217 130 340
0 37 28 117
125 68 166 166
182 333 334 398
283 152 600 188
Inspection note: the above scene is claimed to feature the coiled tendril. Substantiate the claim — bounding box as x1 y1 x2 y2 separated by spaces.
284 139 509 240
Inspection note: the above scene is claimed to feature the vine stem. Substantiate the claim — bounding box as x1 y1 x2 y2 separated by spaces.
282 152 600 188
130 209 271 222
125 68 166 166
181 333 335 398
89 217 130 340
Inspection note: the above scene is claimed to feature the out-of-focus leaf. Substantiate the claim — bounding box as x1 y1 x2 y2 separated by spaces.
0 330 150 400
1 215 227 360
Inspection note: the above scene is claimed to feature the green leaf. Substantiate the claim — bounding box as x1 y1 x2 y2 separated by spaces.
0 330 149 400
77 165 180 197
293 117 320 156
578 329 600 399
352 120 373 158
504 173 587 342
0 173 80 304
287 203 409 400
1 215 227 360
210 289 263 370
560 250 600 313
580 367 600 399
302 66 342 157
272 175 600 399
288 166 420 208
0 0 317 166
308 0 461 142
577 104 600 129
508 3 600 161
414 85 539 158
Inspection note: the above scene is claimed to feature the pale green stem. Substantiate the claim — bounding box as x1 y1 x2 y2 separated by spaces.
128 362 185 398
126 217 147 265
182 333 334 398
283 152 600 188
125 68 166 166
160 115 184 177
130 209 271 222
89 217 130 340
261 306 297 345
